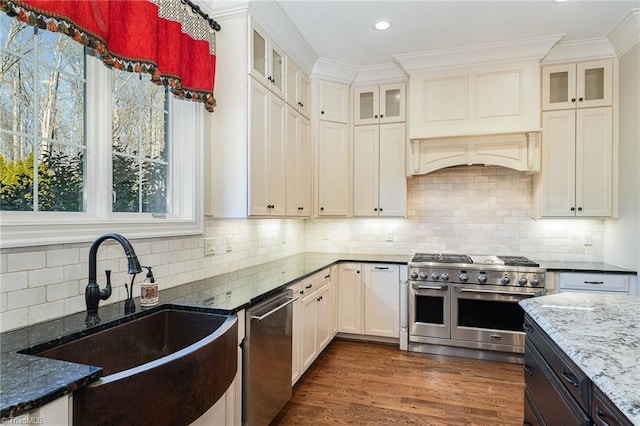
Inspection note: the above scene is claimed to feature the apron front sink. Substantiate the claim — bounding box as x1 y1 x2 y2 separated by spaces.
23 305 238 425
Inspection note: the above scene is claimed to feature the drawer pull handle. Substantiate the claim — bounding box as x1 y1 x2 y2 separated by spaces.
489 334 502 340
523 365 533 376
561 368 579 388
375 266 389 270
324 274 331 279
523 323 533 333
584 281 605 285
305 284 313 289
596 407 613 426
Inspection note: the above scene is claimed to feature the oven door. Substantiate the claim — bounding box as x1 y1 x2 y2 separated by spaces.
451 284 544 349
409 281 450 339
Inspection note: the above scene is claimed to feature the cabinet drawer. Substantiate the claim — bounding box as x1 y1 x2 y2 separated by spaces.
559 273 629 293
524 317 590 412
524 339 591 426
591 385 633 426
301 268 331 295
523 388 543 426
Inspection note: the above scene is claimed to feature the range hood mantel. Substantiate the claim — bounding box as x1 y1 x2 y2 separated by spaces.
409 132 541 175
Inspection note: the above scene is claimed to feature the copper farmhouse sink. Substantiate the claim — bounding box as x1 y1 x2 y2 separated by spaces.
23 305 238 426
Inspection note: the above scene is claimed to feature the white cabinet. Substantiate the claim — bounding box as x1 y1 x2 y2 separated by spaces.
353 123 406 217
337 263 400 339
250 19 284 99
285 106 311 217
317 120 349 216
540 107 612 217
248 78 286 216
299 269 333 373
286 60 310 118
288 281 304 385
542 59 612 111
558 273 630 295
354 83 406 125
318 80 349 123
14 395 71 426
337 263 363 334
408 60 540 139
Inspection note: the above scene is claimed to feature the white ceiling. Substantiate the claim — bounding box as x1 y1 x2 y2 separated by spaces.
275 0 639 69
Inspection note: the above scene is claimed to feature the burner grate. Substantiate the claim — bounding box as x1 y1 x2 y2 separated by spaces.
412 253 472 264
497 256 539 267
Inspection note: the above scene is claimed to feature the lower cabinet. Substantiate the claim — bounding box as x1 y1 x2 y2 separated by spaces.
558 272 631 295
337 263 400 338
523 314 632 426
12 394 71 426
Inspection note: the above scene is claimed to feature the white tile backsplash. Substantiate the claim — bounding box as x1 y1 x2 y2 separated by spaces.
0 166 608 332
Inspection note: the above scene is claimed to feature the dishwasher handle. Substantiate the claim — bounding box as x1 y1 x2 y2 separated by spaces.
251 297 298 321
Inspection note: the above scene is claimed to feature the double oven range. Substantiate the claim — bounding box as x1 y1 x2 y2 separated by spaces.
408 253 545 363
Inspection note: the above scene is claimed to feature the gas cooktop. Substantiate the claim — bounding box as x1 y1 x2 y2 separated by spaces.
410 253 540 267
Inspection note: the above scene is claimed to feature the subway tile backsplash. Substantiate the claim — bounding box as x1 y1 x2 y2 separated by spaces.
0 166 604 332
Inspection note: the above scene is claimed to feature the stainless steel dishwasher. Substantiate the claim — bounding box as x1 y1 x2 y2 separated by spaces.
243 289 296 425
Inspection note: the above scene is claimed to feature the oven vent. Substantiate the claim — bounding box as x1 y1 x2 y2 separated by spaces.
408 132 540 175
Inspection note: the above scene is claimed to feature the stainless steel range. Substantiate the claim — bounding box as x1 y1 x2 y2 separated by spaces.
407 253 546 363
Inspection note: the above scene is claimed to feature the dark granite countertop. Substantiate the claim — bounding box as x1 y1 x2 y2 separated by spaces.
540 261 637 275
0 252 408 418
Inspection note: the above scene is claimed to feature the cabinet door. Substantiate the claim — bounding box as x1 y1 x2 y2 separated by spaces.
248 79 271 216
268 94 286 215
354 85 379 126
378 123 406 217
297 116 311 215
337 263 363 334
364 264 400 338
379 83 406 124
317 121 349 216
301 291 319 371
249 21 270 88
575 107 612 217
288 282 303 385
541 110 576 217
285 109 311 217
353 125 379 216
542 63 577 111
316 283 332 351
269 40 285 99
298 73 310 118
576 59 612 109
285 57 298 109
318 80 349 123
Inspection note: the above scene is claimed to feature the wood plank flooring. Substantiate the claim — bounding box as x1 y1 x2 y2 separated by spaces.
272 339 524 425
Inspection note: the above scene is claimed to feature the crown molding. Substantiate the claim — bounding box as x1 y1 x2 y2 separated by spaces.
608 8 640 57
542 37 616 64
393 34 563 73
352 63 408 85
199 0 249 19
311 59 359 84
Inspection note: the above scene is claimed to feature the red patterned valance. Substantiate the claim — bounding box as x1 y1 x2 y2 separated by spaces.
1 0 218 112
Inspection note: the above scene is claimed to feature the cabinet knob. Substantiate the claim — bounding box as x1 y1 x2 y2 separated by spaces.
570 207 575 211
298 206 304 210
300 102 304 107
374 115 378 118
356 270 360 274
379 208 383 212
577 207 583 211
571 98 577 102
374 208 378 211
578 97 584 102
321 111 325 115
320 207 324 211
380 114 384 118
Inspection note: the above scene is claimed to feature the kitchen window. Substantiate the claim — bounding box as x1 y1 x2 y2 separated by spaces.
0 16 203 248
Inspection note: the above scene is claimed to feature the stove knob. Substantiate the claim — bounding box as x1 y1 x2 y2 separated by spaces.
530 276 540 287
410 271 419 280
431 272 440 280
501 275 511 285
477 274 488 284
459 273 468 282
518 277 528 286
440 272 449 281
419 271 428 280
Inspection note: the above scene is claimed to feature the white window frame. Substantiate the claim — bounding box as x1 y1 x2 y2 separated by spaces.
0 54 204 248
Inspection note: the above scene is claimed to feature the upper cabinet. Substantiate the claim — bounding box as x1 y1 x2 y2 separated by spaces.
354 83 406 126
542 59 612 111
250 19 285 99
408 60 541 139
318 80 349 123
286 60 310 119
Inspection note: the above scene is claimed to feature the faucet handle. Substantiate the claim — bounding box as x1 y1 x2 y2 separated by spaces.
101 269 113 300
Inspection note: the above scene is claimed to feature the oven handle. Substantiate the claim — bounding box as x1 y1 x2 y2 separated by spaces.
453 286 544 298
411 282 448 291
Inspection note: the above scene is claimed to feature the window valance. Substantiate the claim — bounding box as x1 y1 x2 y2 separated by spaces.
1 0 219 112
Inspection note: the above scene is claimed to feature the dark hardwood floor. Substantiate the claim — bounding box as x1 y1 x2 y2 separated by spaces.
273 339 524 425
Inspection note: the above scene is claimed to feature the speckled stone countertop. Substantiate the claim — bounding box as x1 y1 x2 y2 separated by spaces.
0 252 408 418
541 261 637 275
520 293 640 424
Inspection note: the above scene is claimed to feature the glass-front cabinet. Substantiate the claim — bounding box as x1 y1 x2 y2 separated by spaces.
354 83 405 125
250 19 285 99
542 59 612 111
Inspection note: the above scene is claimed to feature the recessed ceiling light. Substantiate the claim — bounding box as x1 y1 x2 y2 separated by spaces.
374 20 391 31
555 0 569 3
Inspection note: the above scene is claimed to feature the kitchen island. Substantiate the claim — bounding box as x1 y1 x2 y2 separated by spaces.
520 293 640 424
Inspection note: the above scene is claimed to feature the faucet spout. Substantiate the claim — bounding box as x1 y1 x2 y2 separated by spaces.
85 233 142 326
